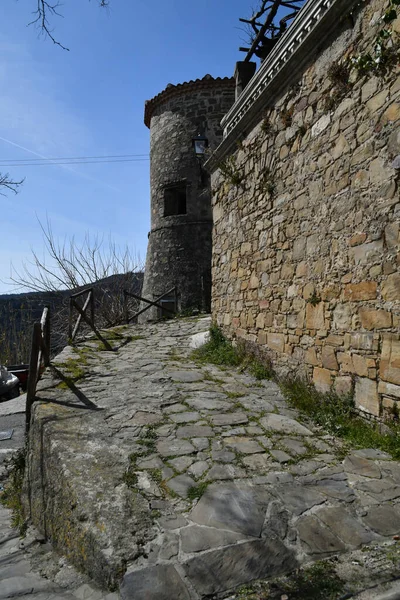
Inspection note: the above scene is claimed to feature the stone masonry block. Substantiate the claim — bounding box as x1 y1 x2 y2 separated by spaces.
321 346 338 371
267 333 285 353
378 381 400 399
343 282 377 301
359 309 392 330
355 377 380 416
313 367 331 393
381 336 400 386
306 303 325 329
334 376 353 396
382 273 400 302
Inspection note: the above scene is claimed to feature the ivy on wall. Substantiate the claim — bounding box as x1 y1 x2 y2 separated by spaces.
351 0 400 75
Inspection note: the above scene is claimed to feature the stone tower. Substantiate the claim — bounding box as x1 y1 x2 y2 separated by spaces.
140 74 235 320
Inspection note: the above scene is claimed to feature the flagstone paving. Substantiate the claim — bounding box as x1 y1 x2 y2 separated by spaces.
2 316 400 599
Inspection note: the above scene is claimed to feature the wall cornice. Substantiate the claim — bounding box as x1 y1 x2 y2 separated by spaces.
205 0 360 172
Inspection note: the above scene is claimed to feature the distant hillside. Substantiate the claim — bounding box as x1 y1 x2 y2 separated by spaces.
0 272 144 365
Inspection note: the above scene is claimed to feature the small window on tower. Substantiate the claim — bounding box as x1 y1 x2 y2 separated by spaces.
164 183 187 216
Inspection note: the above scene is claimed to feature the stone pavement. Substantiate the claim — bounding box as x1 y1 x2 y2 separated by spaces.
4 316 400 598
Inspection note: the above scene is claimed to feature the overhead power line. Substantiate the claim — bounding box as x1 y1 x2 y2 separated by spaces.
0 158 150 167
0 153 149 162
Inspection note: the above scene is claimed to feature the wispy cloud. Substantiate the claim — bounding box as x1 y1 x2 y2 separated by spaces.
0 37 120 192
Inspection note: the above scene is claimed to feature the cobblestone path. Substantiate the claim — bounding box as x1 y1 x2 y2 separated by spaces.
2 316 400 598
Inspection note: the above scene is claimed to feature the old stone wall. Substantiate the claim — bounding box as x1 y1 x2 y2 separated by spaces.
211 0 400 417
141 78 235 320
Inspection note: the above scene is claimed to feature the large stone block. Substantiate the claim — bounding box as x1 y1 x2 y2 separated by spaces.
333 304 352 330
311 114 331 137
378 381 400 399
350 240 383 265
293 237 306 260
343 282 377 301
306 303 325 329
366 90 388 113
382 273 400 302
345 332 375 351
184 539 298 596
121 565 190 600
334 376 353 396
380 336 400 386
267 333 285 353
355 377 380 416
352 354 369 377
359 309 392 330
313 367 331 392
385 222 399 249
321 346 338 370
305 347 319 366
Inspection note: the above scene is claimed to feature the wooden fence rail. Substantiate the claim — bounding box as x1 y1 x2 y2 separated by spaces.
69 287 112 350
69 288 95 341
124 287 177 323
26 306 51 429
25 286 178 428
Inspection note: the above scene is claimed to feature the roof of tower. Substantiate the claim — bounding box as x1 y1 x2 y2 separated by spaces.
144 74 235 128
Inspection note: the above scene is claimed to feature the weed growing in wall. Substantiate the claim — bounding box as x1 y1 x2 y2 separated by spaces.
259 168 276 196
351 0 400 76
297 124 308 138
218 155 244 187
323 60 353 111
307 291 322 306
261 115 274 134
280 106 294 127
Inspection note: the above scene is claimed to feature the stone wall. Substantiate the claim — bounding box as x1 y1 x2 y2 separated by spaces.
141 77 235 320
210 0 400 417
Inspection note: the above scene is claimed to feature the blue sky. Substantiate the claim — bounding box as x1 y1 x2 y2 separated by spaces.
0 0 260 293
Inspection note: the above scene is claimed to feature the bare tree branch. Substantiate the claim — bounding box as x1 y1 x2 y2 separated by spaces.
239 1 306 61
28 0 110 51
0 173 24 196
7 216 143 294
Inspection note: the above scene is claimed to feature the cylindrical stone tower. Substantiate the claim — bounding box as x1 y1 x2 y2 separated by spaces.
140 74 235 320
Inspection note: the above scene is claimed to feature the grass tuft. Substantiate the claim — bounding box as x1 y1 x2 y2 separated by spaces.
279 561 345 599
192 325 242 366
247 359 273 380
280 378 400 459
192 325 272 381
187 481 209 501
0 448 27 535
236 560 344 599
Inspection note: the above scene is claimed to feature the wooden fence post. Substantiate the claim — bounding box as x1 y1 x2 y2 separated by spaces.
41 306 50 367
124 290 129 324
26 322 41 431
90 290 95 327
69 296 74 340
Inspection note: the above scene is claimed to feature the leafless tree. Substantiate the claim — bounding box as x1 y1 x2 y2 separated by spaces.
0 173 24 196
7 218 144 350
28 0 110 51
9 217 141 293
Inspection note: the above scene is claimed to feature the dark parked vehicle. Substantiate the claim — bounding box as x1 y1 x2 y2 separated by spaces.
0 364 20 400
6 364 29 391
